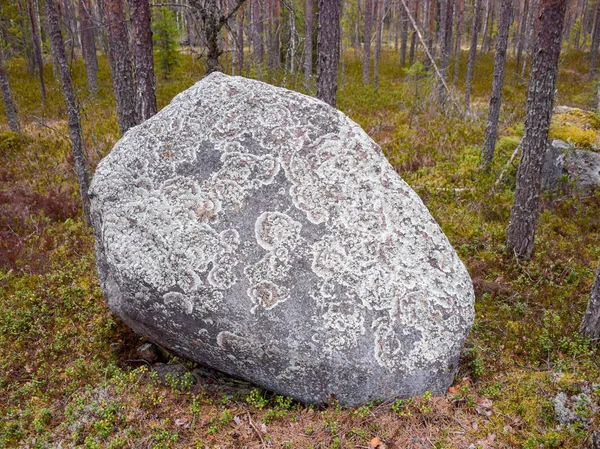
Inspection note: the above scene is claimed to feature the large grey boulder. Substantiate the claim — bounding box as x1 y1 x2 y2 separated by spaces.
542 139 600 192
89 72 475 405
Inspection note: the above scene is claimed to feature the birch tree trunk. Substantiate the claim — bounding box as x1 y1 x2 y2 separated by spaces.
482 0 514 169
580 265 600 344
506 0 567 260
106 0 138 134
0 53 20 133
79 0 99 94
304 0 314 88
46 0 91 223
465 0 482 109
362 0 373 85
129 0 157 122
316 0 340 107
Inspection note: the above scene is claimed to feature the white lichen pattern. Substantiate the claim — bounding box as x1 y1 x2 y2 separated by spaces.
89 72 475 404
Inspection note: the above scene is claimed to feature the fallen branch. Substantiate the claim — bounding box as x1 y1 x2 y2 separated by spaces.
493 142 522 189
399 0 461 110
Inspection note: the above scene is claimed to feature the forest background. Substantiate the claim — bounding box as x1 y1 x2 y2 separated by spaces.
1 0 600 447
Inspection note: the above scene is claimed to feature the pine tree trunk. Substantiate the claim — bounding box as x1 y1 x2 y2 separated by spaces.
580 265 600 344
316 0 340 107
482 0 513 169
515 0 529 73
453 0 463 85
590 0 600 76
235 3 245 75
409 0 418 64
79 0 98 94
465 0 482 109
304 0 314 88
373 0 382 88
129 0 157 121
0 54 20 133
506 0 567 260
362 0 373 84
106 0 138 134
400 0 409 65
252 0 265 74
46 0 91 224
26 0 46 101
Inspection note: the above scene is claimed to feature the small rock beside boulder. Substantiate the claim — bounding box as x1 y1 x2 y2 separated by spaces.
542 139 600 193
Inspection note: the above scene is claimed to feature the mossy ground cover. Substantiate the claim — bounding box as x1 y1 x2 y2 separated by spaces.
1 48 599 448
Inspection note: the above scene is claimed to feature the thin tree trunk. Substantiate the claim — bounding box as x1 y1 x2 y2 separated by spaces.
515 0 529 73
482 0 514 169
400 0 409 65
129 0 157 122
106 0 138 134
453 0 463 85
373 0 382 88
362 0 373 84
0 53 20 133
79 0 98 94
304 0 314 88
26 0 46 101
506 0 567 260
409 0 418 64
590 0 600 76
316 0 341 107
46 0 91 223
252 0 265 75
580 265 600 343
465 0 482 109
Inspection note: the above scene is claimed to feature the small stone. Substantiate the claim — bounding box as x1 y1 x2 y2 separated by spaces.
136 342 158 362
109 342 122 352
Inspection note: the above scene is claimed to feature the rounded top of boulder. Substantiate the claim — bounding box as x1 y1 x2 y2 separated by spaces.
89 72 475 405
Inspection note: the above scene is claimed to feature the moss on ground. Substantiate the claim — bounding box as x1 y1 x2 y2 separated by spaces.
0 49 599 448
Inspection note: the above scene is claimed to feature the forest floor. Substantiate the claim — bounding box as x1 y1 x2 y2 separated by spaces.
1 49 600 449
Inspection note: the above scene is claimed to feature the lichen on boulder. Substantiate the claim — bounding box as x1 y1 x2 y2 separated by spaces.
89 72 475 405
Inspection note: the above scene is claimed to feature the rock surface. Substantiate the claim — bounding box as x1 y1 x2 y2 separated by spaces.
89 72 475 405
542 139 600 192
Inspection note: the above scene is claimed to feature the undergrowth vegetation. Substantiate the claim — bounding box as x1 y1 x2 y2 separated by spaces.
1 48 599 448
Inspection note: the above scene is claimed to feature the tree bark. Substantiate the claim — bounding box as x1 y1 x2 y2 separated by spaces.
362 0 373 84
453 0 463 85
409 0 418 64
590 0 600 76
304 0 314 88
464 0 481 109
506 0 567 261
26 0 46 101
106 0 138 134
373 0 383 88
316 0 341 107
400 0 409 65
515 0 529 72
79 0 99 94
580 265 600 344
0 53 20 133
252 0 265 73
46 0 91 223
129 0 157 121
481 0 513 169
